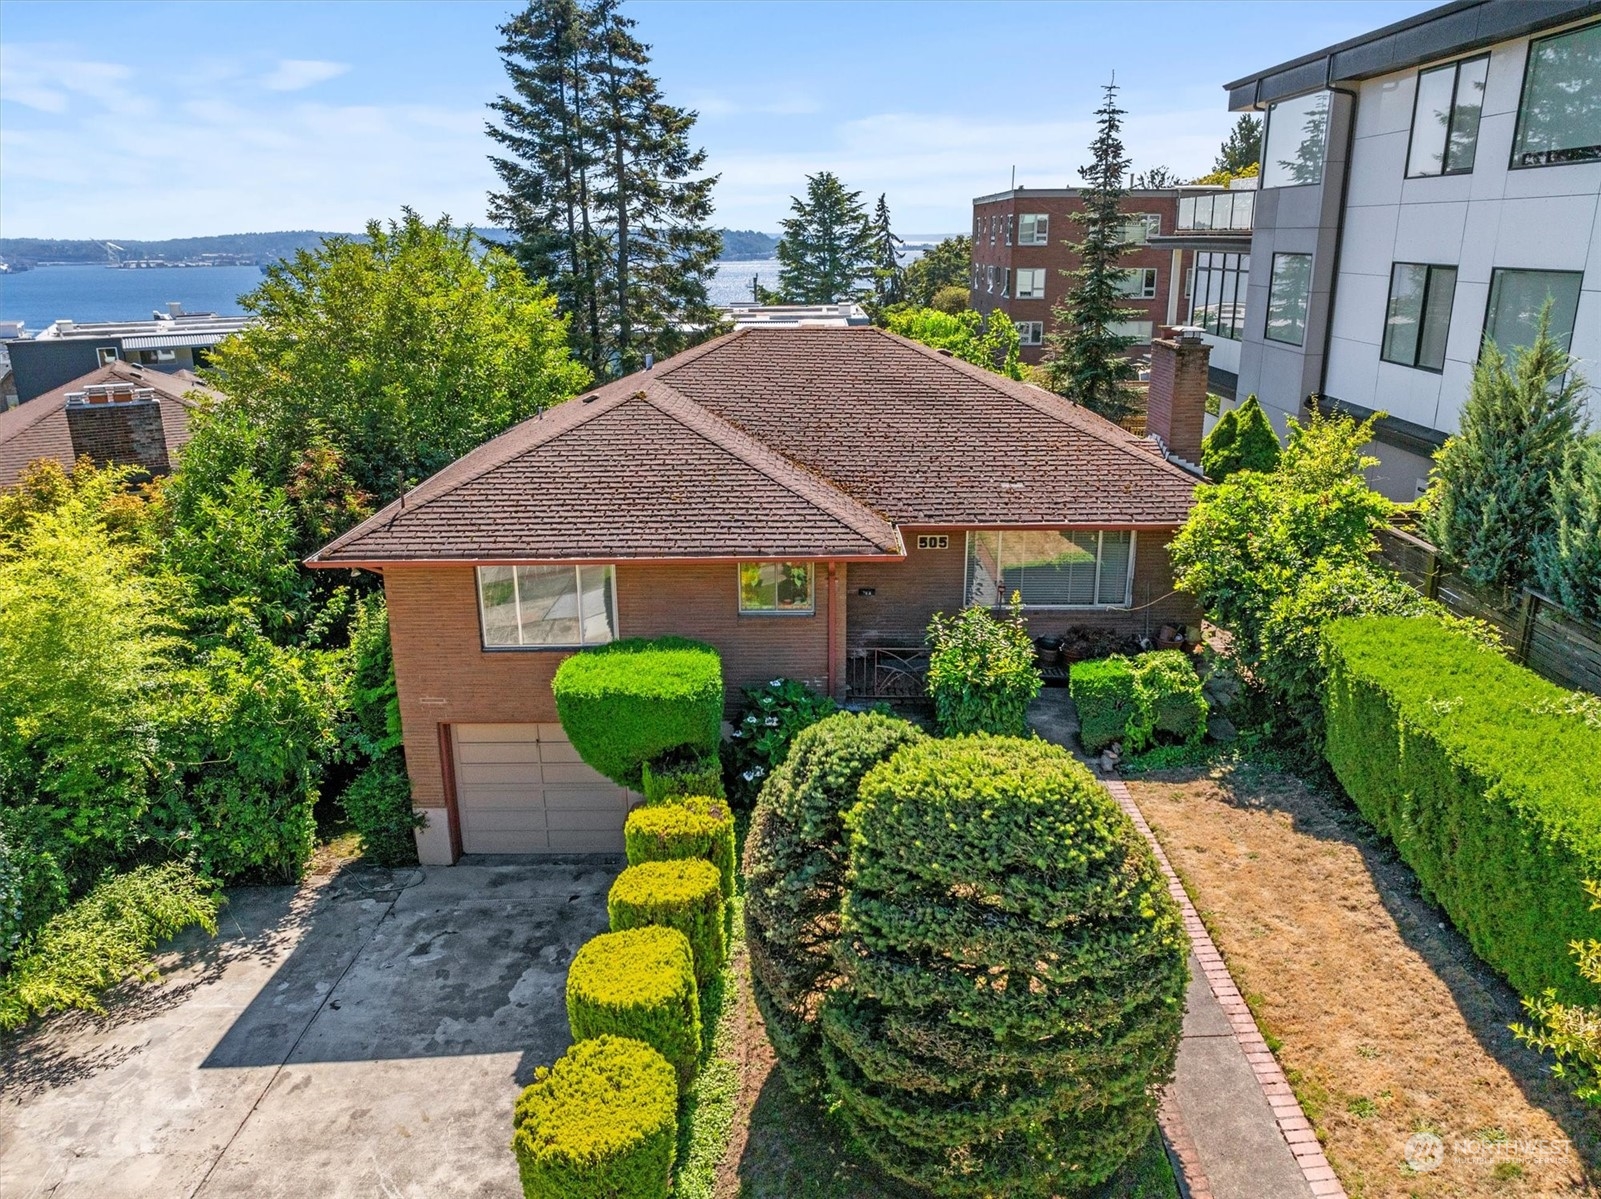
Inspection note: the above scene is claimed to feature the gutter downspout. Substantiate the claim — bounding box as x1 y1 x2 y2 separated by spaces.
826 561 841 700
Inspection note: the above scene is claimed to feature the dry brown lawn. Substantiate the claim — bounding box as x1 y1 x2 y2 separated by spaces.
1130 761 1600 1199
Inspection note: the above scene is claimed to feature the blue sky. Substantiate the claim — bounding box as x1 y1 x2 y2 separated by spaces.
0 0 1437 241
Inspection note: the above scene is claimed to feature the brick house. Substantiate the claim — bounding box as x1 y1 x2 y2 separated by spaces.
970 188 1194 366
308 327 1203 863
0 360 211 487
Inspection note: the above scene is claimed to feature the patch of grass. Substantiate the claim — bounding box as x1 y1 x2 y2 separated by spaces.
1493 1161 1525 1182
1346 1096 1377 1119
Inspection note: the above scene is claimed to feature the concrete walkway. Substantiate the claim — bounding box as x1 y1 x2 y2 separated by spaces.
1028 692 1339 1199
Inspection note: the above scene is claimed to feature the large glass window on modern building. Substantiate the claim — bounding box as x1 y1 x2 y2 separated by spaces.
1407 54 1489 176
1512 21 1601 167
1261 91 1332 187
1381 263 1457 371
1189 252 1250 340
1484 269 1584 356
1265 253 1313 345
966 531 1134 608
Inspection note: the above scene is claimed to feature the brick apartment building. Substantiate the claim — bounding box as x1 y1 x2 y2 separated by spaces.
969 188 1193 366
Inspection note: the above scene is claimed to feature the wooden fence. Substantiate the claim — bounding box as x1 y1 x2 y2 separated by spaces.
1375 525 1601 696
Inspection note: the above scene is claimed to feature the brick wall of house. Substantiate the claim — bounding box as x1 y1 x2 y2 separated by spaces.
383 561 834 812
969 189 1190 365
64 399 171 476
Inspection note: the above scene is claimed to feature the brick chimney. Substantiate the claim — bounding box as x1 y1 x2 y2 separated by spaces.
64 383 172 476
1146 328 1210 467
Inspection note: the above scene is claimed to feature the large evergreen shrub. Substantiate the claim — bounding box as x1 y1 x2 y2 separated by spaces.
1534 434 1601 620
1070 652 1205 753
820 736 1188 1197
607 859 725 984
566 927 702 1090
1321 616 1601 1002
743 711 925 1094
1426 315 1588 591
511 1035 678 1199
925 600 1042 736
1202 395 1280 481
552 637 723 790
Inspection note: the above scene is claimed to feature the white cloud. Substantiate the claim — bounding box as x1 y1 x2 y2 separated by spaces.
260 59 350 92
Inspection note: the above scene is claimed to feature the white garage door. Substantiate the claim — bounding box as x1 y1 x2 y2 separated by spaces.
452 723 633 854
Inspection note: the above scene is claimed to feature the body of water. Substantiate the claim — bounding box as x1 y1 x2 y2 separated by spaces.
0 259 790 331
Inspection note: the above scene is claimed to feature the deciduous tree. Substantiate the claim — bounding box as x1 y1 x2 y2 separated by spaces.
901 235 971 309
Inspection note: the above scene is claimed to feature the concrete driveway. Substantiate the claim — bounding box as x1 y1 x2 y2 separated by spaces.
0 856 617 1199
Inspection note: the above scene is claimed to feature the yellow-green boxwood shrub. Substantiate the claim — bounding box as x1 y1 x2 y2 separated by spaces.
552 637 723 789
742 711 925 1096
820 735 1188 1197
607 858 725 984
624 797 736 900
566 926 701 1090
511 1034 678 1199
641 753 725 804
1321 616 1601 1003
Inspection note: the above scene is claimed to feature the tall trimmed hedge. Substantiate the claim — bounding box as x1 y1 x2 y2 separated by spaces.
566 927 702 1090
624 796 736 900
608 858 725 984
552 637 723 789
1321 616 1601 1003
820 735 1188 1196
511 1035 678 1199
1071 651 1206 754
743 711 926 1094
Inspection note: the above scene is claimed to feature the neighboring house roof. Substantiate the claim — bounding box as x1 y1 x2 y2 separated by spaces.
0 361 213 487
310 327 1199 568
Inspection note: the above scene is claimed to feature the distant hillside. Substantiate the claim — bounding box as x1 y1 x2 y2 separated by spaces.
718 229 779 260
3 226 780 266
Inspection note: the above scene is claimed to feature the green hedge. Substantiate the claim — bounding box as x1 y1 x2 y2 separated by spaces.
641 753 724 804
552 637 723 789
566 927 702 1091
624 796 736 901
511 1035 678 1199
743 711 926 1095
820 735 1188 1196
1322 616 1601 1003
1071 652 1205 754
608 858 726 984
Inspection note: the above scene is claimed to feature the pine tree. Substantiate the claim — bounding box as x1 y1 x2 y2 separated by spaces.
1426 310 1589 591
774 172 874 304
488 0 721 377
867 193 903 312
1042 81 1141 423
1214 114 1262 175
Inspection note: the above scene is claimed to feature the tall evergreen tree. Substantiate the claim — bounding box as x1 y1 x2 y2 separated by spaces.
868 193 903 311
1214 114 1263 175
774 172 874 303
488 0 721 377
1042 81 1141 423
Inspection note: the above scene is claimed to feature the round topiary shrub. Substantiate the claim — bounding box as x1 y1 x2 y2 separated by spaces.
552 637 723 789
742 711 925 1095
511 1034 678 1199
566 926 702 1090
819 735 1188 1198
624 797 736 900
607 858 725 984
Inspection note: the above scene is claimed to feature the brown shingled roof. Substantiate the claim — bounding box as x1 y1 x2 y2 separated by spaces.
309 326 1198 567
0 361 214 487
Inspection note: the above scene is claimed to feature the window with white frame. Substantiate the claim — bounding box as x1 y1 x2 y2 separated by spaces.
1266 252 1313 345
990 216 998 245
1262 90 1331 187
1014 268 1047 299
1016 320 1044 346
738 562 815 614
1005 215 1013 245
1001 268 1012 297
966 530 1134 608
1108 320 1155 342
97 347 119 365
1512 21 1601 168
1116 267 1159 298
1017 213 1049 245
1407 54 1489 176
1381 263 1457 371
1118 213 1160 244
477 564 616 648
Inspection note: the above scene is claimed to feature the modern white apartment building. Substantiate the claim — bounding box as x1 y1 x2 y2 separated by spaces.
1220 0 1599 498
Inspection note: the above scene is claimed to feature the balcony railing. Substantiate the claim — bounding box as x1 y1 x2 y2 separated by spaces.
1177 190 1254 233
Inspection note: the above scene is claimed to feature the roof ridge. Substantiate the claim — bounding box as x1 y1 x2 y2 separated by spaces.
874 328 1205 488
642 383 901 553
